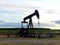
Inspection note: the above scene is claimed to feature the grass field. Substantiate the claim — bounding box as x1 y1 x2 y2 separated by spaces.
0 28 60 45
0 28 60 38
0 28 60 34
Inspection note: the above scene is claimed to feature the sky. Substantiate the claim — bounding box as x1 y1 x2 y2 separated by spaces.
0 0 60 29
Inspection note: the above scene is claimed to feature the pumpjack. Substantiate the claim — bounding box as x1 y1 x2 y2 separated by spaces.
17 10 40 37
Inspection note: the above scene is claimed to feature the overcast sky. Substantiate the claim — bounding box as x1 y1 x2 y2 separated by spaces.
0 0 60 29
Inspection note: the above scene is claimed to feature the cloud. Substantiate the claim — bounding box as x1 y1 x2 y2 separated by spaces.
45 9 56 14
34 23 55 28
0 0 40 10
53 20 60 24
0 0 41 23
0 22 55 28
0 0 60 28
0 14 23 23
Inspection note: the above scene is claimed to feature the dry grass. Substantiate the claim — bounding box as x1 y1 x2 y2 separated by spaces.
0 42 60 45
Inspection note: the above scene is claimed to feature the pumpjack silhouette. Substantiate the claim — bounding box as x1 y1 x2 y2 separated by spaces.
17 10 40 37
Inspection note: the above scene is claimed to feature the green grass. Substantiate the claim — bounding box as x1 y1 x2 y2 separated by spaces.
0 28 20 34
0 28 59 35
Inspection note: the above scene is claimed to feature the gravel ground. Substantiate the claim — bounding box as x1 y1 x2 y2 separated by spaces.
0 35 60 45
0 37 60 45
